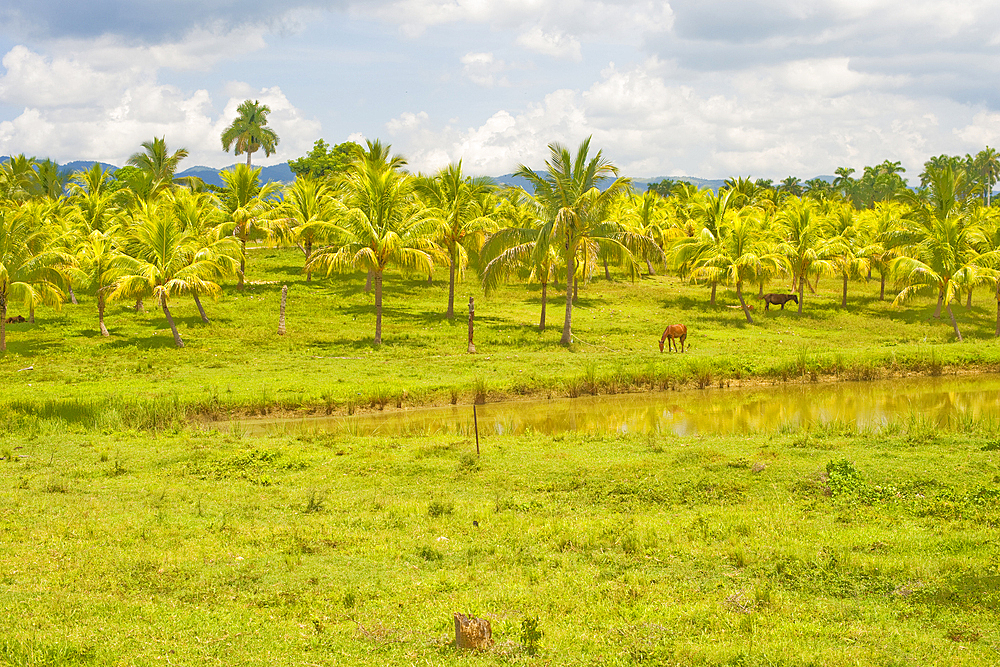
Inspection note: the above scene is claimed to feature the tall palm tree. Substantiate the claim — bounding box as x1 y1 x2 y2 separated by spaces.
860 201 907 300
274 177 340 282
481 189 558 330
415 162 496 318
974 147 1000 206
0 204 67 350
824 203 874 308
166 188 239 322
776 198 834 314
74 228 127 336
217 164 280 289
221 100 280 168
889 166 986 340
672 189 738 304
111 204 226 347
515 138 651 345
687 209 786 323
305 141 434 345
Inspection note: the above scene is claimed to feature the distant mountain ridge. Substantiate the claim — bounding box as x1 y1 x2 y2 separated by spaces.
55 161 296 187
15 157 831 193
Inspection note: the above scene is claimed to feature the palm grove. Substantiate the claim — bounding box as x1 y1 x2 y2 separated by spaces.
2 101 1000 351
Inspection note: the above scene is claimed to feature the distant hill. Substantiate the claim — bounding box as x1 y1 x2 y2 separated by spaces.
45 160 297 187
176 163 296 188
494 173 731 194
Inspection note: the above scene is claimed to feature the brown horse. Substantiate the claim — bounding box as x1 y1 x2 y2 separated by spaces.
659 324 687 353
762 293 798 310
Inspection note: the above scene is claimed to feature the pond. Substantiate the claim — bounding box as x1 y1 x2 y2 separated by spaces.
240 373 1000 438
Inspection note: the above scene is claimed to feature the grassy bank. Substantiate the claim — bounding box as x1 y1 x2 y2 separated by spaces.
2 247 1000 423
1 415 998 665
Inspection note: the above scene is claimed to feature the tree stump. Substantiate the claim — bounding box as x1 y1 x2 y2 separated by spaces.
454 613 492 650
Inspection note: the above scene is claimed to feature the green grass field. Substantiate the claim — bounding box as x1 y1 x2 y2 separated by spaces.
1 417 998 665
2 246 1000 423
1 248 999 665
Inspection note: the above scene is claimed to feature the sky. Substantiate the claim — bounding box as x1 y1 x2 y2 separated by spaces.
1 1 1000 182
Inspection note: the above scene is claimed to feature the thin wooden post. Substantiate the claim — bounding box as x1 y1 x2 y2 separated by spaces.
278 284 287 335
467 296 475 354
473 404 480 457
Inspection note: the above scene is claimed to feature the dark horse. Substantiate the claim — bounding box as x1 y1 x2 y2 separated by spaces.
762 294 799 310
659 324 687 353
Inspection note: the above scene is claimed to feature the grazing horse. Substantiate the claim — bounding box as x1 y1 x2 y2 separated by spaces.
659 324 688 353
762 293 799 311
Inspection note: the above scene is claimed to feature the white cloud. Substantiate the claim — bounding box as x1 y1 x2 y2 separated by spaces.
460 52 510 87
384 57 1000 180
0 42 319 167
516 27 582 61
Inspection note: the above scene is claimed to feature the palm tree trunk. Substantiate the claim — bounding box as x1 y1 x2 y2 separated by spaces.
798 279 804 315
0 297 6 351
947 304 962 341
561 251 575 345
29 305 34 324
710 282 717 305
160 295 184 348
758 283 764 298
246 151 252 168
238 237 246 290
646 259 656 276
995 279 1000 337
539 280 547 331
933 289 944 318
374 270 383 345
447 256 456 319
305 240 312 283
841 275 848 308
604 259 611 281
98 294 109 337
69 285 78 305
193 292 209 323
135 297 145 313
365 270 373 294
737 282 754 324
880 273 886 301
966 289 973 309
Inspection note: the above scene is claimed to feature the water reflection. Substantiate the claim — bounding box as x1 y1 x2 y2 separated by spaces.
251 374 1000 437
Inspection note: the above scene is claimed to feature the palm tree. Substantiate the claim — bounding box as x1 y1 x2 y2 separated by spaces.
166 188 239 322
415 162 496 317
889 166 986 340
274 177 340 282
217 164 280 289
221 100 280 168
481 190 558 330
127 137 189 194
776 198 834 314
516 138 652 345
672 189 738 304
74 228 127 336
0 204 67 350
0 154 39 202
824 203 874 308
687 209 786 323
973 147 1000 206
305 140 434 345
111 204 226 347
860 201 907 300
